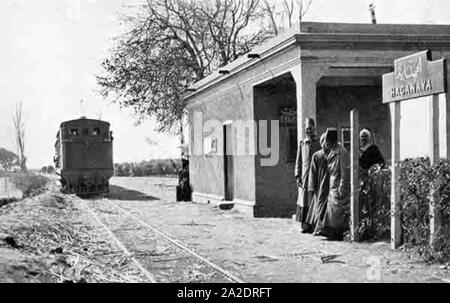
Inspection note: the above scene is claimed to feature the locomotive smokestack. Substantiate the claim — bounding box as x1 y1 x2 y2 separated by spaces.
369 3 377 24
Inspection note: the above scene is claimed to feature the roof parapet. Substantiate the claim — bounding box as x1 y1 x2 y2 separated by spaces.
185 22 450 101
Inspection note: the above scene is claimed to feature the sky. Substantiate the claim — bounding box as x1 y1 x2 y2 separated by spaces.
0 0 449 168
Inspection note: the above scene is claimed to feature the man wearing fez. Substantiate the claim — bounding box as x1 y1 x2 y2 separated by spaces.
307 133 330 235
295 118 321 233
320 128 351 240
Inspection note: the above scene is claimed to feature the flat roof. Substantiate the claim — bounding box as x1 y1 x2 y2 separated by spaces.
185 22 450 101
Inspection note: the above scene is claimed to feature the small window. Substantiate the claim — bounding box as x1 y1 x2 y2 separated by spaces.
341 127 351 151
70 129 79 136
82 128 89 136
92 128 101 136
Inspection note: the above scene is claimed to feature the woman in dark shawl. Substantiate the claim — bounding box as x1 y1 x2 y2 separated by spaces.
359 128 385 171
359 128 386 231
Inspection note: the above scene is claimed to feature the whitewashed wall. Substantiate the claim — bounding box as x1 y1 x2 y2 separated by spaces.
399 94 447 160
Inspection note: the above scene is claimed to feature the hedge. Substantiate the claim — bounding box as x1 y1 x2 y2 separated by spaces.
357 157 450 263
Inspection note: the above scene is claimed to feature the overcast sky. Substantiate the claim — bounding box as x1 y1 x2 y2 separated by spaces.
0 0 449 168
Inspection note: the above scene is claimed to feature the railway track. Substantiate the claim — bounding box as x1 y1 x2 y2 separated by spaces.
82 197 245 283
82 201 158 283
49 176 245 283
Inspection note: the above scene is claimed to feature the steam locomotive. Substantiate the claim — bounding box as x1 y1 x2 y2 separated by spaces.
54 118 114 196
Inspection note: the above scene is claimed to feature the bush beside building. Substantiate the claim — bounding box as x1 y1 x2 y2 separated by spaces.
356 157 450 263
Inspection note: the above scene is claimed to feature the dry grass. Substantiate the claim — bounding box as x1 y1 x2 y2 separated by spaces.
0 191 147 283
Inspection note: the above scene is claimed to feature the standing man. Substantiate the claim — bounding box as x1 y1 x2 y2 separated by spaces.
307 133 331 235
322 128 351 240
295 118 321 233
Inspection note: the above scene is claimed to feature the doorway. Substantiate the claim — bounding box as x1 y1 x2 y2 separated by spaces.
223 123 234 201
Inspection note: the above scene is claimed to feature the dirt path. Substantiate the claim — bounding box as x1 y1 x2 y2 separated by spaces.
1 176 449 283
86 198 241 283
103 177 450 283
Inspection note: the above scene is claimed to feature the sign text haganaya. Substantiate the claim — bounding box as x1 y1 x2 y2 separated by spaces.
382 50 447 103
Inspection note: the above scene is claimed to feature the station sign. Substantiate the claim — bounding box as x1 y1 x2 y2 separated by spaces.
382 50 447 103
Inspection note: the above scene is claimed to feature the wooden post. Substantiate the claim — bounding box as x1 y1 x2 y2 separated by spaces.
429 94 441 249
350 110 360 242
429 95 440 162
390 102 402 249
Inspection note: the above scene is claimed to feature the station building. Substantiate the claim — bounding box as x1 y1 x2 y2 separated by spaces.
184 22 450 218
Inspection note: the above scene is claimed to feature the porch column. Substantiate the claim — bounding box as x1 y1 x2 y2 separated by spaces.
291 63 328 137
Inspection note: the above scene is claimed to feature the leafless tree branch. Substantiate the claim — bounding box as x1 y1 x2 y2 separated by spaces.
13 102 26 172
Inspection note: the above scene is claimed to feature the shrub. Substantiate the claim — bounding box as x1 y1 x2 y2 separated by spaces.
0 197 18 209
46 166 55 174
355 157 450 263
114 159 181 177
357 164 391 241
431 160 450 261
399 158 433 259
401 158 450 263
41 166 55 174
10 173 50 198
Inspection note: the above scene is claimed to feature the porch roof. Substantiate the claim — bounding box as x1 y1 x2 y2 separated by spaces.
185 22 450 102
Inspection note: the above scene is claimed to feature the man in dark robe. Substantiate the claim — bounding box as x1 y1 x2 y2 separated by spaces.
320 128 351 240
306 134 330 235
294 118 321 233
176 156 191 202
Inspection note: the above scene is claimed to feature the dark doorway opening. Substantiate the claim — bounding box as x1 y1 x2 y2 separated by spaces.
223 123 235 201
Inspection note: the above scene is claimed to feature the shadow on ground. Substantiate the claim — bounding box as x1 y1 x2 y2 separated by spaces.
72 184 155 203
106 185 160 201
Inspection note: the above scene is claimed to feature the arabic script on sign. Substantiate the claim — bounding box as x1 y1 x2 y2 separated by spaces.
395 56 423 81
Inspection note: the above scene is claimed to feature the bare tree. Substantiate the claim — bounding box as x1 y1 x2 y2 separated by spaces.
13 102 26 172
263 0 313 33
283 0 295 28
298 0 312 23
263 0 279 35
97 0 313 156
97 0 273 147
